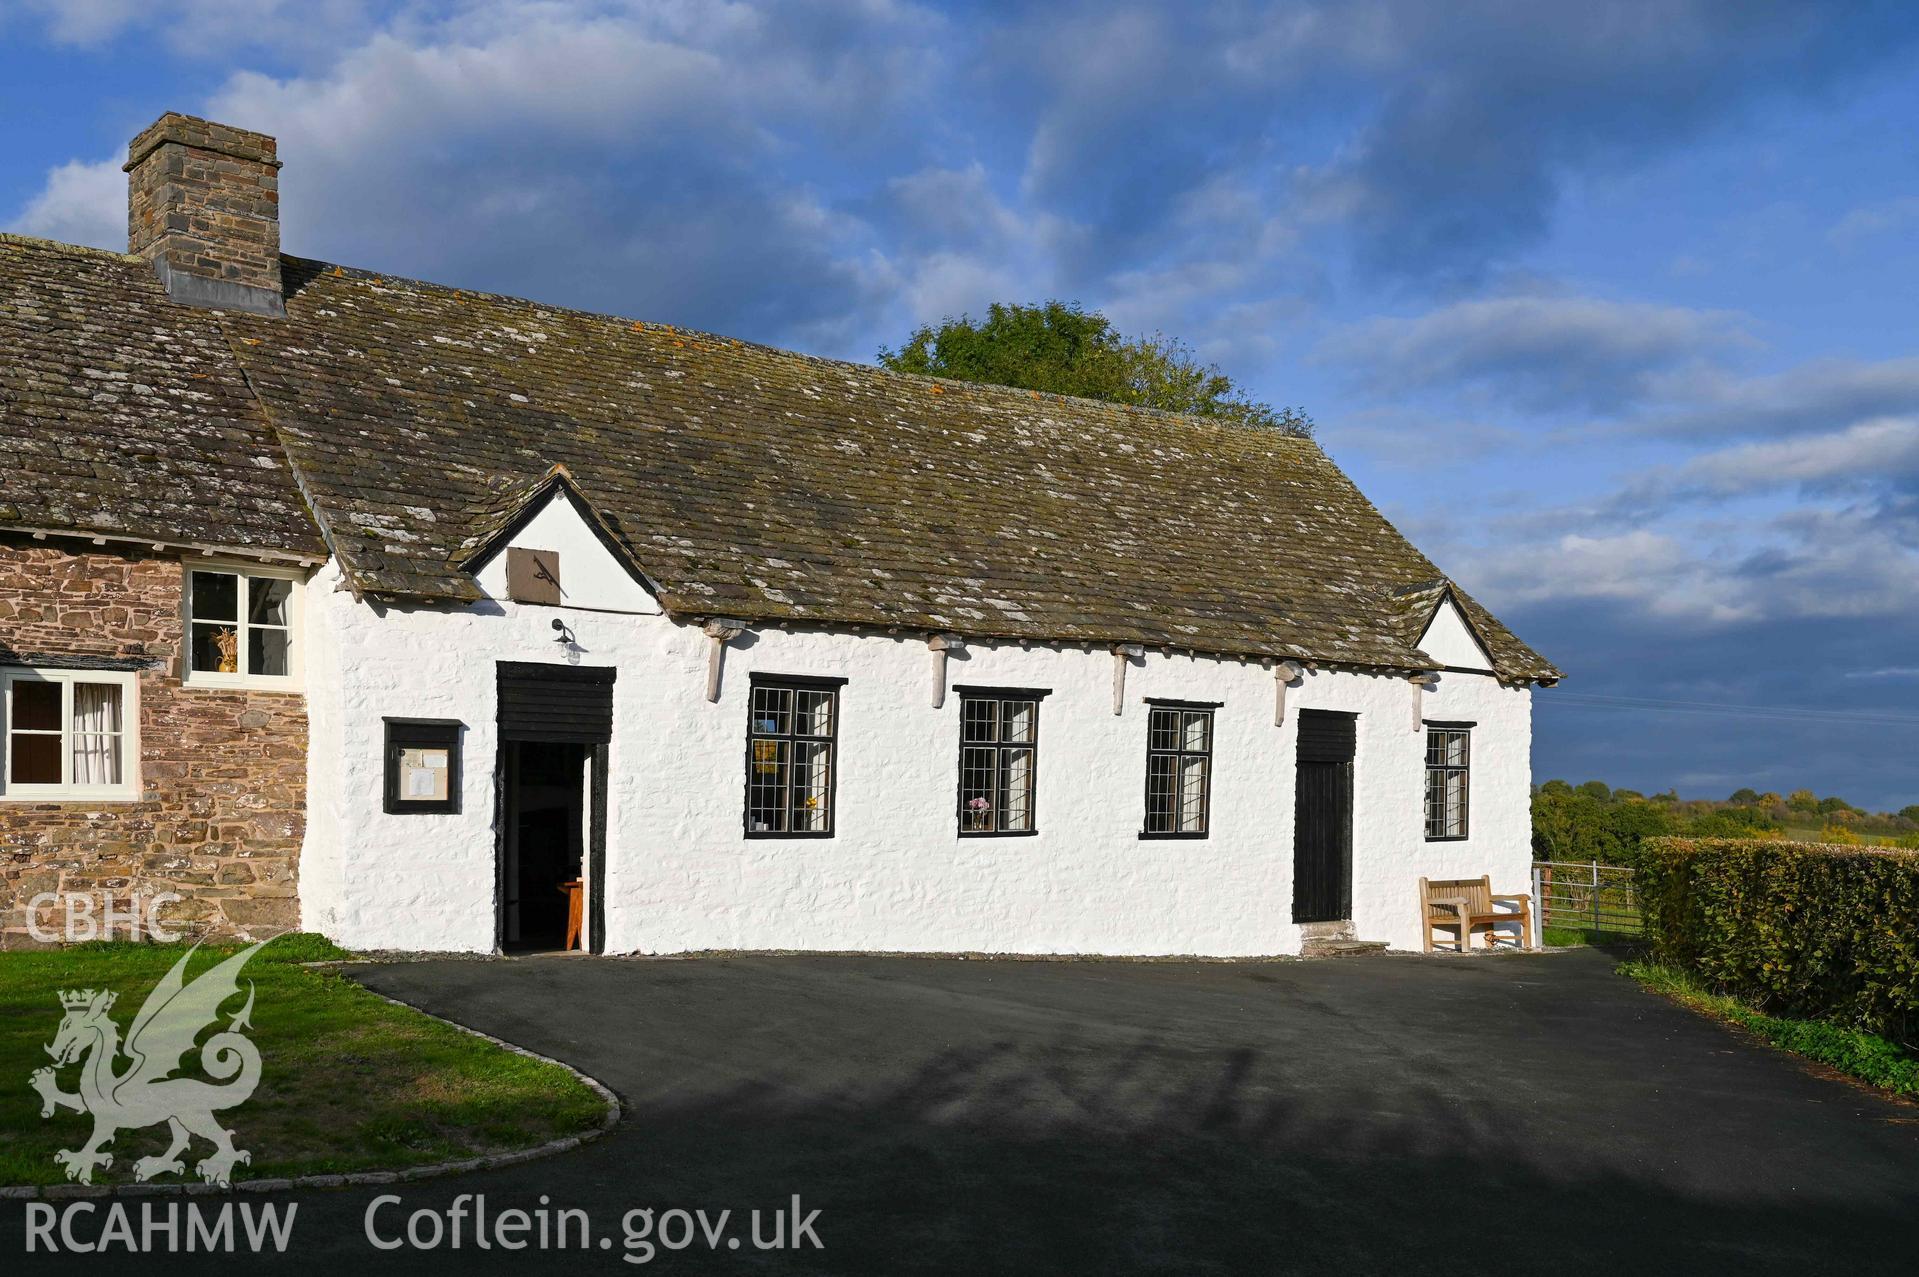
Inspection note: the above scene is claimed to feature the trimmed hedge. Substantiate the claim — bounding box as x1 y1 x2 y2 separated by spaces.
1636 837 1919 1043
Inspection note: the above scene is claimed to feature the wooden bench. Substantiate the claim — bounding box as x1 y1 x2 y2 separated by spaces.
1419 875 1533 952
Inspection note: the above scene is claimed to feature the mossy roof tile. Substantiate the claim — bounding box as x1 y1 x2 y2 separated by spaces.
2 240 1556 681
0 235 324 560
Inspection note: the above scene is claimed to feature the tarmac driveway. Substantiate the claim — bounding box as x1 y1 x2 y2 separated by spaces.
11 948 1919 1274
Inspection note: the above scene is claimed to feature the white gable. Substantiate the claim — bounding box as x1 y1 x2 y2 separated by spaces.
1417 596 1494 671
473 488 660 615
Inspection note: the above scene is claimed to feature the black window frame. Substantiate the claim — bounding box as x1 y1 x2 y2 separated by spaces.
382 717 463 815
1424 720 1473 841
1140 697 1221 840
953 685 1050 838
743 673 846 839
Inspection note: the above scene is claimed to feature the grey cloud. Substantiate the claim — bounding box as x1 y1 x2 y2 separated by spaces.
19 3 949 354
15 0 378 55
1322 2 1919 283
1318 294 1751 414
1662 418 1919 496
1456 496 1919 631
983 2 1919 286
1645 356 1919 440
1519 599 1919 809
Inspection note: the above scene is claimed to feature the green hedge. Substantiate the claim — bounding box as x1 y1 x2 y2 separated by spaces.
1636 837 1919 1042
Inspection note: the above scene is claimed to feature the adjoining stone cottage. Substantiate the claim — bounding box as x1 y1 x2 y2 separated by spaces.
0 113 1559 955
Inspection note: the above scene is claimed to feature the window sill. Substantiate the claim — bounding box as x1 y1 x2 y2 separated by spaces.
959 829 1039 838
0 791 144 804
744 830 835 840
1425 835 1471 843
182 673 303 694
1138 831 1209 840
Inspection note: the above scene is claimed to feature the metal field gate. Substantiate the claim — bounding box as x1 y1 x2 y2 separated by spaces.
1530 860 1641 940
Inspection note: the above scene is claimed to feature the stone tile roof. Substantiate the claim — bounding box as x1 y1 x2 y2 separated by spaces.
1 237 1557 682
0 235 323 560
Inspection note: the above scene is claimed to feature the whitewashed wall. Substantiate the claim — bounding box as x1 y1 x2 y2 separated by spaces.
300 502 1534 955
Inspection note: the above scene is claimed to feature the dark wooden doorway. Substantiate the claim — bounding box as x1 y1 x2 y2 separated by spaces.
501 740 587 951
496 661 615 954
1293 710 1356 924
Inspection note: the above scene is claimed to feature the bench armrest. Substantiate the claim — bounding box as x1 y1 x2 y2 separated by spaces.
1490 893 1531 907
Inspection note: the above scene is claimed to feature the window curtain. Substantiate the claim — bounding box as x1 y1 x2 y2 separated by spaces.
70 683 122 786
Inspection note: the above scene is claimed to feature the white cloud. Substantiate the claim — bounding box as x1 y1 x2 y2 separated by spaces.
1663 417 1919 496
3 2 959 352
1829 196 1919 248
9 156 123 251
1465 528 1760 626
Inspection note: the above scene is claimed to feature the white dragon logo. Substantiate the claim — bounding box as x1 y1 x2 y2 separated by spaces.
30 941 266 1186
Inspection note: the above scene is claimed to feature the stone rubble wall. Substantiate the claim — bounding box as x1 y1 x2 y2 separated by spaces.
0 534 305 947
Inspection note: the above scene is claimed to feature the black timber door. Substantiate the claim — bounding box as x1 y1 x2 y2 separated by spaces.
497 662 615 954
1293 710 1356 924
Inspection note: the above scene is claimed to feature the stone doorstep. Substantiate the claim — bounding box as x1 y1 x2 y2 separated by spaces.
1297 919 1388 958
1302 938 1390 958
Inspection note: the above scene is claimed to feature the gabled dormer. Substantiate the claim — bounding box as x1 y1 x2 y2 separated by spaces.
461 466 659 616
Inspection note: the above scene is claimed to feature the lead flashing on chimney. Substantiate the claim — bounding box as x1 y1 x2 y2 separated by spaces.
153 259 287 318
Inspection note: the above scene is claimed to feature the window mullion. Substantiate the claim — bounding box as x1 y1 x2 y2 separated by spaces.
780 728 795 833
999 706 1015 831
59 679 73 789
241 576 257 675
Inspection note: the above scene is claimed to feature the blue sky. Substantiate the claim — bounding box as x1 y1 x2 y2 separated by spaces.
5 1 1919 808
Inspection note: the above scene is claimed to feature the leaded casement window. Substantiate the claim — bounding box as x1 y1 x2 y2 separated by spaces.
1142 700 1217 838
955 687 1045 836
185 563 302 688
1425 724 1471 840
0 669 139 800
744 675 844 837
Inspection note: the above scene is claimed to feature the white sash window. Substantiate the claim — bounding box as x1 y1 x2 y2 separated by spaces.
185 563 303 689
1 669 139 800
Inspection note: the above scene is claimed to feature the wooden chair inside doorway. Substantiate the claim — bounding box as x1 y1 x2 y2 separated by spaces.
557 878 584 952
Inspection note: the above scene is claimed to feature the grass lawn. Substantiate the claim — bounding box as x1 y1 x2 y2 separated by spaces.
0 935 609 1187
1620 959 1919 1099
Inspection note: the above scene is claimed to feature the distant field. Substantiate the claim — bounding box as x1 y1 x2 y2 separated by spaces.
1778 824 1905 846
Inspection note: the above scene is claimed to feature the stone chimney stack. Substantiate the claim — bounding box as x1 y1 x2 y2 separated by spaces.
124 113 285 317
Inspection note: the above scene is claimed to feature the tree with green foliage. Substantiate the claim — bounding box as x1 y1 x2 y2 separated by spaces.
1787 789 1820 814
879 301 1313 436
1532 780 1790 867
1687 807 1781 837
1729 787 1760 805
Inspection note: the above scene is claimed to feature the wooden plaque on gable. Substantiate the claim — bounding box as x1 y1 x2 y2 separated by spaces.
505 547 562 604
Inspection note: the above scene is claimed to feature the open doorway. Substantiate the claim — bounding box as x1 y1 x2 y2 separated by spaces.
495 660 615 954
500 740 588 952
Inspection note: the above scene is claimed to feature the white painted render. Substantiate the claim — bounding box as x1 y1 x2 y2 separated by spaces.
469 488 660 616
1416 597 1495 672
300 499 1535 956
